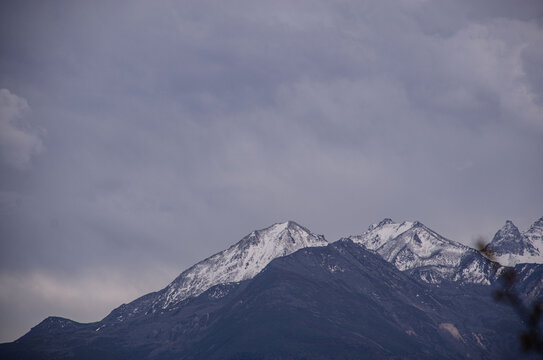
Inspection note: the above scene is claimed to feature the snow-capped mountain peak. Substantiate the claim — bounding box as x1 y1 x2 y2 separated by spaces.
525 217 543 239
524 217 543 258
367 218 395 231
355 218 415 250
348 219 493 284
156 221 327 309
484 217 543 266
248 221 324 249
104 221 328 321
497 220 522 239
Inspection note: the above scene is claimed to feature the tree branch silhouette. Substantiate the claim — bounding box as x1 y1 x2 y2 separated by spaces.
477 239 543 356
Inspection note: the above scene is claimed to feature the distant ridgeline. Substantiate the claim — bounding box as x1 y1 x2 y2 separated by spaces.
2 218 542 360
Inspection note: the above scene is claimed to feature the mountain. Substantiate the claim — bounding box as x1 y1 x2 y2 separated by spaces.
346 219 498 284
1 240 536 360
1 219 542 359
483 218 543 266
107 221 327 322
159 221 327 308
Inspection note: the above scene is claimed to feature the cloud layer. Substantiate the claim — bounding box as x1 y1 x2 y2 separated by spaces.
0 89 44 169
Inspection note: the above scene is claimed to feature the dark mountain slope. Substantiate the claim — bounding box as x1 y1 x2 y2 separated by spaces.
186 240 527 360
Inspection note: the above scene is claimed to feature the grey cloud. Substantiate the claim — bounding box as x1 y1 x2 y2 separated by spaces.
0 89 44 169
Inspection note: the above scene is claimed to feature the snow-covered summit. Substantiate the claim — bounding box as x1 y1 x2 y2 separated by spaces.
483 217 543 266
156 221 327 309
349 219 464 258
525 217 543 245
485 220 533 256
104 221 328 321
367 218 395 231
347 219 495 284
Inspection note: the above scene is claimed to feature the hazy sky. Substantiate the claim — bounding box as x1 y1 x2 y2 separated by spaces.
1 0 542 342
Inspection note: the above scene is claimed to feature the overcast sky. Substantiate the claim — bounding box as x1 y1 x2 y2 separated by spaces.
1 0 542 342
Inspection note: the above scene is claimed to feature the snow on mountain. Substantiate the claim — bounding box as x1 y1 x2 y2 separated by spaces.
8 238 536 360
525 217 543 250
113 221 328 318
347 219 496 284
484 217 543 266
106 217 540 322
157 221 327 308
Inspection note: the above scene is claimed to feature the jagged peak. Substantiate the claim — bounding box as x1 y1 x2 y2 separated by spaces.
484 219 540 262
277 220 310 232
364 219 440 239
527 217 543 232
252 221 289 237
378 218 394 226
356 218 471 255
285 220 302 228
492 220 521 241
259 220 305 233
254 221 326 244
268 221 291 230
502 220 518 230
412 221 423 227
156 220 327 309
363 219 419 237
348 218 487 284
368 218 395 231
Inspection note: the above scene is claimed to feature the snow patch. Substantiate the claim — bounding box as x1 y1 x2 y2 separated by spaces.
439 323 463 341
327 264 344 273
472 332 486 349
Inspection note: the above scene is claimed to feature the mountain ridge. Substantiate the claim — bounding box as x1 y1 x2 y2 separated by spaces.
484 217 543 266
101 220 327 323
346 218 499 284
4 239 538 359
2 217 542 359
